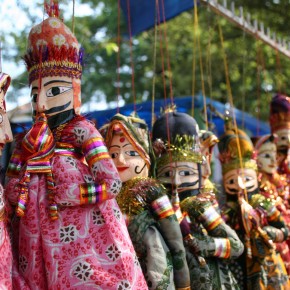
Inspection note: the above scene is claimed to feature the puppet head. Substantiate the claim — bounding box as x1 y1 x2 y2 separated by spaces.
254 134 277 175
269 94 290 151
199 130 218 186
218 127 258 199
23 1 83 127
0 73 13 156
100 113 151 182
152 110 203 200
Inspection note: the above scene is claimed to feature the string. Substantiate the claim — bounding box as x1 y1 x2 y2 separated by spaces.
193 0 208 130
217 18 247 200
241 28 247 130
160 0 174 103
126 0 136 112
191 2 197 117
151 1 159 128
116 0 122 113
256 41 262 136
72 0 75 34
0 41 2 72
155 0 168 106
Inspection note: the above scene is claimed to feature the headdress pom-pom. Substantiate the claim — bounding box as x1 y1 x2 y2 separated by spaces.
44 0 60 18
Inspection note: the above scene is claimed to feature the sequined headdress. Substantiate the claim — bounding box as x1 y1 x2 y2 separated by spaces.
218 127 257 174
152 109 203 168
23 1 83 114
269 94 290 132
100 112 151 168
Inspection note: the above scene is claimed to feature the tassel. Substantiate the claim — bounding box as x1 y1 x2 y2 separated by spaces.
16 172 30 217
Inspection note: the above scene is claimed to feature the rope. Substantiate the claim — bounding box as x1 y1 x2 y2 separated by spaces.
126 0 136 112
116 0 122 113
217 18 247 200
72 0 75 34
151 1 159 128
193 0 208 130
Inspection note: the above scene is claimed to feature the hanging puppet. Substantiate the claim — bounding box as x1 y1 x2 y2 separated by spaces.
254 134 290 275
269 93 290 188
100 112 190 290
219 124 289 289
5 2 147 289
152 109 244 290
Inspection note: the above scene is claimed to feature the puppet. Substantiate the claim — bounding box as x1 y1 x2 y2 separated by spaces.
5 3 147 289
100 112 190 290
152 110 243 290
269 94 290 189
219 126 289 289
254 134 290 274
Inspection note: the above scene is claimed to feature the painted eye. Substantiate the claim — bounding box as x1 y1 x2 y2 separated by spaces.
31 94 37 102
125 150 140 157
46 86 72 97
159 170 173 178
179 170 194 176
0 113 3 124
110 152 119 159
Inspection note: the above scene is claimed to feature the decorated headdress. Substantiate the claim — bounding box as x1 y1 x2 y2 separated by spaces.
151 109 203 168
0 73 11 112
199 130 218 152
100 112 151 168
23 1 83 114
218 127 257 174
269 93 290 132
254 134 277 152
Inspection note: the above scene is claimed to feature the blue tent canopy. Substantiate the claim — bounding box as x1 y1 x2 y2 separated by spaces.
120 0 194 36
88 95 269 138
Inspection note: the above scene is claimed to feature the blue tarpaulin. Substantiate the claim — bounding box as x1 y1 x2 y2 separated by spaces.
120 0 194 36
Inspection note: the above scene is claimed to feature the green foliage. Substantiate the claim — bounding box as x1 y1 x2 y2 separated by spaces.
3 0 290 122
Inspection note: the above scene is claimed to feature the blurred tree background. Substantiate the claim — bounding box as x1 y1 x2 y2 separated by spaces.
1 0 290 123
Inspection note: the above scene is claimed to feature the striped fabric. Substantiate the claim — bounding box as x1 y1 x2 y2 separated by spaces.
82 137 110 167
151 195 175 219
201 206 223 231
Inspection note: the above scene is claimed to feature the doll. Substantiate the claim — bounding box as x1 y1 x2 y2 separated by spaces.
152 110 244 290
254 134 290 274
219 126 289 289
5 3 147 289
100 112 190 290
269 94 289 191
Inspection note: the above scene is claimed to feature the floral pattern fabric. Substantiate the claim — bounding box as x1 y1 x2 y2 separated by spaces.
6 117 147 290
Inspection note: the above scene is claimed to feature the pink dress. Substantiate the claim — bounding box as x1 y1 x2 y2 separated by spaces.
6 116 147 290
0 184 12 289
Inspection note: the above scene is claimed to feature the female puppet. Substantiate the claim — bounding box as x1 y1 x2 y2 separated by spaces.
5 4 147 289
152 110 244 290
269 94 290 190
100 113 190 290
254 134 290 275
219 126 289 289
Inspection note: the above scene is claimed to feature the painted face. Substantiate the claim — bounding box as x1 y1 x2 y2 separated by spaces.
257 142 277 174
200 146 212 186
30 76 74 118
223 168 258 195
0 79 13 156
157 161 199 194
109 134 148 182
275 128 290 149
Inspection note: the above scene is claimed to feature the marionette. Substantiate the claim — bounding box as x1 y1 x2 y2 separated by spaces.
218 125 289 289
254 134 290 274
5 3 147 289
269 94 290 187
198 130 219 209
100 112 190 290
151 109 244 290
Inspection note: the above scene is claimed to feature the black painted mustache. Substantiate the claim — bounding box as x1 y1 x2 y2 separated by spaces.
135 163 147 175
33 101 71 115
